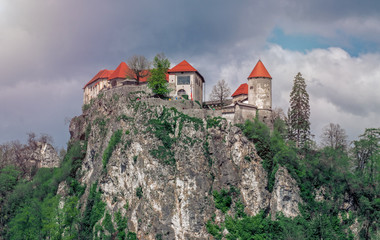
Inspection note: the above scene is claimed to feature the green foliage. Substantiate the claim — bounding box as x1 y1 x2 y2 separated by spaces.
148 53 171 98
182 94 189 100
206 220 223 240
213 189 232 213
67 177 86 197
127 231 138 240
136 186 143 199
117 114 133 122
63 196 80 236
224 211 281 240
0 166 20 201
7 198 43 239
113 94 120 102
115 211 128 240
155 234 163 240
206 116 224 129
80 182 106 239
82 103 91 112
203 138 213 166
147 107 202 166
94 117 108 137
103 130 123 170
103 212 115 235
240 117 273 172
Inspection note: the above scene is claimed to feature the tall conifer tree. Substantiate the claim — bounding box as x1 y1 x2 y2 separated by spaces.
288 72 310 147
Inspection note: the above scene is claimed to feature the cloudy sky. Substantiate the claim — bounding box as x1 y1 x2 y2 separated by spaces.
1 0 379 148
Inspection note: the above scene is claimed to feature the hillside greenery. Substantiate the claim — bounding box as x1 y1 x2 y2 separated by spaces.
0 109 378 239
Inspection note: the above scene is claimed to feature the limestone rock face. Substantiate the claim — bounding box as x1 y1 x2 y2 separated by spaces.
70 86 301 239
34 142 60 168
270 166 302 219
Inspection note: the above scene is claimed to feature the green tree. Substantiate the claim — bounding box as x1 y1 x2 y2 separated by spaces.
352 128 380 180
63 196 80 237
0 165 20 202
41 195 63 239
7 199 42 240
288 72 311 148
147 53 171 98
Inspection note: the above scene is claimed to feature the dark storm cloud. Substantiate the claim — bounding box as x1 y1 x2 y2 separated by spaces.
1 0 380 147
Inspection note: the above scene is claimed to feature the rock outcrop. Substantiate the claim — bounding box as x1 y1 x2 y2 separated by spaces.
33 142 61 168
68 86 301 239
269 166 302 219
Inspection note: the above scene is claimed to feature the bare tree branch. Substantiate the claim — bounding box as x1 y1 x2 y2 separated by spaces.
321 123 348 150
127 55 151 85
209 79 231 105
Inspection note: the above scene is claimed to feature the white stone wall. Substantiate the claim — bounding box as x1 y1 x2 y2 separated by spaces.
168 72 203 103
83 78 111 104
247 77 272 110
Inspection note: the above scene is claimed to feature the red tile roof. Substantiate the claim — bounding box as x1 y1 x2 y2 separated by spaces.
231 83 248 97
168 60 204 82
109 62 154 82
109 62 131 80
85 61 175 89
84 69 114 88
248 60 272 79
168 60 198 73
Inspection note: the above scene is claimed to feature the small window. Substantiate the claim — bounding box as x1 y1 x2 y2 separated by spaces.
177 76 190 85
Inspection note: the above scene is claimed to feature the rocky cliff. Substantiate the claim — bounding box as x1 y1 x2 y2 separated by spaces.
68 86 301 239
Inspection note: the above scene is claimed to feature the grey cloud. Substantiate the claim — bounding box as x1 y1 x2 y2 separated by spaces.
1 0 380 147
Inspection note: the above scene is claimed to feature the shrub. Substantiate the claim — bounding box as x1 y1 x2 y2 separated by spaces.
136 186 143 199
102 130 123 170
213 189 232 213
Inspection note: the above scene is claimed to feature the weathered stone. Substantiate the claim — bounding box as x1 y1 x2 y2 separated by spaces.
270 166 302 219
70 86 301 239
35 142 60 168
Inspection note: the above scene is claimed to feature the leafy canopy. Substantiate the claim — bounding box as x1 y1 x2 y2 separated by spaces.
148 53 171 98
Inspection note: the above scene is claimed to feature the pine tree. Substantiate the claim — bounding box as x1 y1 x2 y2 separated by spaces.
288 72 311 147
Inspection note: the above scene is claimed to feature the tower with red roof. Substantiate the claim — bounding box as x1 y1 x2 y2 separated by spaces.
247 60 272 110
226 60 272 125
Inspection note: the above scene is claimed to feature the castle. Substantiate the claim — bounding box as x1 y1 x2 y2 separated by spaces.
222 60 272 125
83 60 204 105
83 59 272 124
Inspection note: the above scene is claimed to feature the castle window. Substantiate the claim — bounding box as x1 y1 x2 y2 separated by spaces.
177 76 190 85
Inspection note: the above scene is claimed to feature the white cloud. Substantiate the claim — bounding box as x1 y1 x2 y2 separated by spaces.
206 44 380 143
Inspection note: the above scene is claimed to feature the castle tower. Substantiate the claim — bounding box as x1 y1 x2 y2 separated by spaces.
247 60 272 110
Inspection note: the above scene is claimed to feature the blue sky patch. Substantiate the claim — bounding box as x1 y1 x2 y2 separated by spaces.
268 27 330 52
268 27 379 56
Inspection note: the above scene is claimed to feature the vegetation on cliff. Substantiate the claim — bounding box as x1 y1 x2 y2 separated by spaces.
0 88 378 239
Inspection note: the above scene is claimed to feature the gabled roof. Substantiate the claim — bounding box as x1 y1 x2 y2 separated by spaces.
168 60 204 82
84 69 114 88
248 60 272 79
168 60 198 72
231 83 248 97
109 62 130 80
